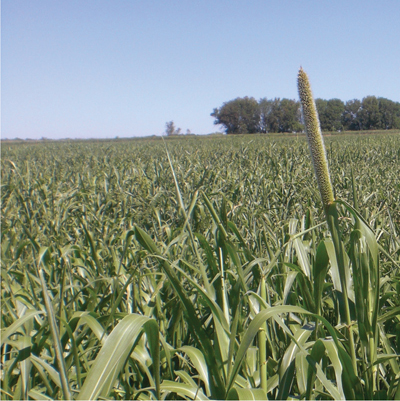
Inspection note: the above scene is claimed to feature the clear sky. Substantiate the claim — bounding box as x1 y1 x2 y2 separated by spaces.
2 0 400 139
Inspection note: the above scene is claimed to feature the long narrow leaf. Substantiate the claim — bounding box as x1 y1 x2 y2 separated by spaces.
77 314 159 400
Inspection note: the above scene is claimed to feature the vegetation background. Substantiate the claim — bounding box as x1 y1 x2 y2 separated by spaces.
211 96 400 134
1 132 400 400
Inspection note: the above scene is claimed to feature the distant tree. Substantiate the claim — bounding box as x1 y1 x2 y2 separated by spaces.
315 99 328 130
262 98 282 133
260 98 302 132
279 98 303 132
316 99 344 131
326 99 345 131
165 121 175 136
258 98 274 133
165 121 182 136
378 98 400 129
342 99 362 130
359 96 381 130
211 97 261 134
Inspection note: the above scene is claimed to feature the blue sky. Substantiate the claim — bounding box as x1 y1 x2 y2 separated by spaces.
2 0 400 139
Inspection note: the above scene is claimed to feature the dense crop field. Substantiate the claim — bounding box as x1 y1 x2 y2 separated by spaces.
1 132 400 400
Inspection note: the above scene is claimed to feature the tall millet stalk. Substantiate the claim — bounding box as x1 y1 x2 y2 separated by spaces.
297 67 358 373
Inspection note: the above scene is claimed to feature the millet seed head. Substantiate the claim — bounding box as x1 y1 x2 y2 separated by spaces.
297 67 334 209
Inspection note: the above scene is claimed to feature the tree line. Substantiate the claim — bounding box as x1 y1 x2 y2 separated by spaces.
211 96 400 134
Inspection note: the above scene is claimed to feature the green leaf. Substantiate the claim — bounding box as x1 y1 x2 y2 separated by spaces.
277 359 295 400
313 240 330 315
160 380 209 400
293 237 311 278
226 305 308 393
28 389 54 400
30 354 62 388
227 386 267 400
279 324 313 379
1 309 44 347
321 339 346 399
77 314 159 401
73 312 108 344
178 346 210 396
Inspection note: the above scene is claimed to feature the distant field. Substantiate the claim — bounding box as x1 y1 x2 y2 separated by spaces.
2 128 400 144
1 132 399 400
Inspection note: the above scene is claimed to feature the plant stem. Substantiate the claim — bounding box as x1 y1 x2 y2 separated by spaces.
326 205 357 374
259 276 268 395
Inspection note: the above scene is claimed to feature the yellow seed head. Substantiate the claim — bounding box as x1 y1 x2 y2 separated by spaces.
297 67 334 209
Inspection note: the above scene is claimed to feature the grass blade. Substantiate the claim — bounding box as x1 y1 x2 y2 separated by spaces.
38 263 72 400
77 314 159 400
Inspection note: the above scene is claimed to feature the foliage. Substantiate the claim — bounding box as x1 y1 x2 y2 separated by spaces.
211 97 261 134
315 98 345 132
1 132 400 400
342 99 363 130
260 98 303 133
212 96 400 134
165 121 182 136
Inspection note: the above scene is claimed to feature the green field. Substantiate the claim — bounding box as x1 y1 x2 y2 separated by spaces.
1 132 400 400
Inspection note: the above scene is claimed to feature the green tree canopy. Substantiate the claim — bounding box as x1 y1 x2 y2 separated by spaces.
212 95 400 134
211 97 260 134
379 97 400 129
342 99 362 130
316 98 345 131
359 96 381 130
212 97 303 134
